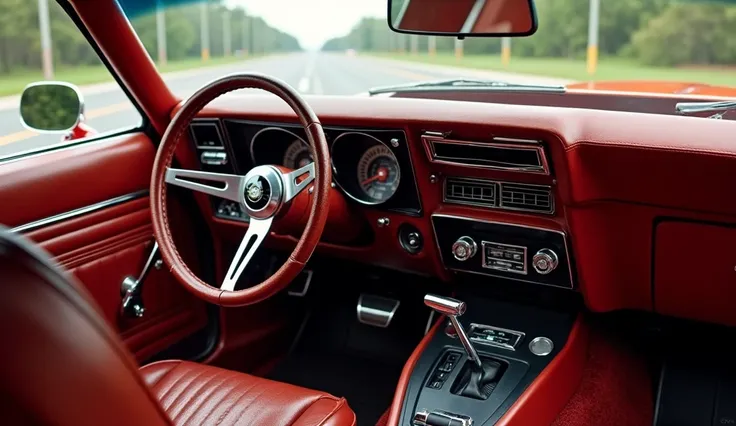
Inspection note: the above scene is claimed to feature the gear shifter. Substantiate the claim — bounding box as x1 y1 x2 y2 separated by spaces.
424 294 482 368
424 294 503 400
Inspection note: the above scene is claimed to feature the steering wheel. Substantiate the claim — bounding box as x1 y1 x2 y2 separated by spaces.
150 73 331 307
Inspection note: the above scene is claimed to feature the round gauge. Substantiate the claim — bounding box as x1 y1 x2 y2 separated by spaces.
282 140 313 169
356 144 401 203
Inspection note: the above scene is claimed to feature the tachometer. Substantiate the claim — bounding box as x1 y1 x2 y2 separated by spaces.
356 144 401 203
283 140 313 169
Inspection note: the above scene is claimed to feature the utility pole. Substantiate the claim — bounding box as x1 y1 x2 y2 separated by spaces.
200 2 210 61
454 38 463 61
251 18 257 55
428 36 436 57
37 0 54 79
501 37 510 67
587 0 600 75
156 3 167 66
410 34 418 55
223 10 231 57
241 12 248 55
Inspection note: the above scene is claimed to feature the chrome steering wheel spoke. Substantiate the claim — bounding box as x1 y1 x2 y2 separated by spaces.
165 168 244 203
282 162 315 202
164 164 315 292
221 216 273 291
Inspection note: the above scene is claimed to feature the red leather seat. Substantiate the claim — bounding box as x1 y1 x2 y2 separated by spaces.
141 360 355 425
0 229 355 426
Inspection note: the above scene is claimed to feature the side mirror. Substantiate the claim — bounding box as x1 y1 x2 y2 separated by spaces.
388 0 537 37
20 82 84 133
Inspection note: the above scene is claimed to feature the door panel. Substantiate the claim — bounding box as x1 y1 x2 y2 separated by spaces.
2 132 208 361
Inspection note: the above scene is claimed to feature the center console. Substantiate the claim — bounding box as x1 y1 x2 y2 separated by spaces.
397 215 577 425
398 294 576 426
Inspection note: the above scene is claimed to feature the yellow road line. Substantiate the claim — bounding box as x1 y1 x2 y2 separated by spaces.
375 65 435 81
85 101 132 119
0 129 37 146
0 101 133 147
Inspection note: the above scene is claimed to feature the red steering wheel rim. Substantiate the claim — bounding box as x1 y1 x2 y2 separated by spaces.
150 73 331 307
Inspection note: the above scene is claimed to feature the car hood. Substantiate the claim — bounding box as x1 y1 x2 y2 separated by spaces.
566 80 736 97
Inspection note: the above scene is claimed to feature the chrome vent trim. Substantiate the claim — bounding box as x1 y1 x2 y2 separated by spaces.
422 134 549 175
499 182 554 214
444 177 498 208
444 177 554 214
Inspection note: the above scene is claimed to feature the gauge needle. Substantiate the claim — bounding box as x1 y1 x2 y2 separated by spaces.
361 167 389 186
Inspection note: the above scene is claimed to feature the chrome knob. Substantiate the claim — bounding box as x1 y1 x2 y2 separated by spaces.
452 236 477 261
532 249 559 275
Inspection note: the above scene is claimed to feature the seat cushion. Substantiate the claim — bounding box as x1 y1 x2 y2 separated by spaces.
140 360 356 426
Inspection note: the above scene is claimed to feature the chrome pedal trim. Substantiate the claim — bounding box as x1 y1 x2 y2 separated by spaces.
287 270 313 297
356 294 400 328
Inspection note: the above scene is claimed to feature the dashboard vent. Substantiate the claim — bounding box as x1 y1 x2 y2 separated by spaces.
423 134 548 174
499 183 553 214
190 121 225 149
444 177 498 208
444 177 554 214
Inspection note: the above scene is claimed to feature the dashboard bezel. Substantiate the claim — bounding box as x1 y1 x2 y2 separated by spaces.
221 118 423 216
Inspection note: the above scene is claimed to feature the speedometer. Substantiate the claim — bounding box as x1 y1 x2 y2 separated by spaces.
356 144 401 203
283 140 313 169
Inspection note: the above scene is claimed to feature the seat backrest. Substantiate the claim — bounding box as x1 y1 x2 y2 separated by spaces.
0 228 171 426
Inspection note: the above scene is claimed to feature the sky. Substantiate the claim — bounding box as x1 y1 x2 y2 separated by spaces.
229 0 387 50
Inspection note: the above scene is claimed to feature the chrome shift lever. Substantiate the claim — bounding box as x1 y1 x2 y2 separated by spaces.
424 294 482 368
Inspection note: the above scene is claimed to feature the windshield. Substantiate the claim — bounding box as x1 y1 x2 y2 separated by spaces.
110 0 736 98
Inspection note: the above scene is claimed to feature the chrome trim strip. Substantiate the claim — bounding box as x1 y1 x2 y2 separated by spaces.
430 213 575 289
0 126 142 164
11 190 149 234
422 134 550 175
493 137 542 145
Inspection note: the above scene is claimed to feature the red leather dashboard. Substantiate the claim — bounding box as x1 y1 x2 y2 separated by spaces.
185 94 736 324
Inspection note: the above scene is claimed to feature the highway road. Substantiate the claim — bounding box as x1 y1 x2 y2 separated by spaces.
0 52 570 158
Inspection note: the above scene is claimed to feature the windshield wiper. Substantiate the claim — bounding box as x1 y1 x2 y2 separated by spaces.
368 78 566 96
676 101 736 119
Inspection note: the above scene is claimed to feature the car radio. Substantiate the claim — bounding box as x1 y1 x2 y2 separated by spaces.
432 214 574 289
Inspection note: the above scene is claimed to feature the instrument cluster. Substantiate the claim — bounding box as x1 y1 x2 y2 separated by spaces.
223 120 422 215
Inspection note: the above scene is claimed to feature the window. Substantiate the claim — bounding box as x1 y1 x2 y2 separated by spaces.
0 0 141 160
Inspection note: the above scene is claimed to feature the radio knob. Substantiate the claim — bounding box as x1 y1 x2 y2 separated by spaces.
452 236 477 261
532 249 559 275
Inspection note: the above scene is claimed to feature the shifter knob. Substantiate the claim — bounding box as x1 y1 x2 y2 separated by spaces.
424 294 482 369
424 294 466 317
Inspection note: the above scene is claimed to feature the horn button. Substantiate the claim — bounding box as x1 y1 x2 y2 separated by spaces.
242 166 283 219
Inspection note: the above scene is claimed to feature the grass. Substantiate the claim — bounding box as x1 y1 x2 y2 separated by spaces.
372 52 736 88
0 55 256 97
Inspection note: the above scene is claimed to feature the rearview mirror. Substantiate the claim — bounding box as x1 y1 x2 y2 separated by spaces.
20 82 83 133
388 0 537 37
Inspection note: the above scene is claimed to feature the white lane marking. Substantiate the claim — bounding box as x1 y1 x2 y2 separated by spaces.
298 54 318 94
312 75 324 95
297 77 310 93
